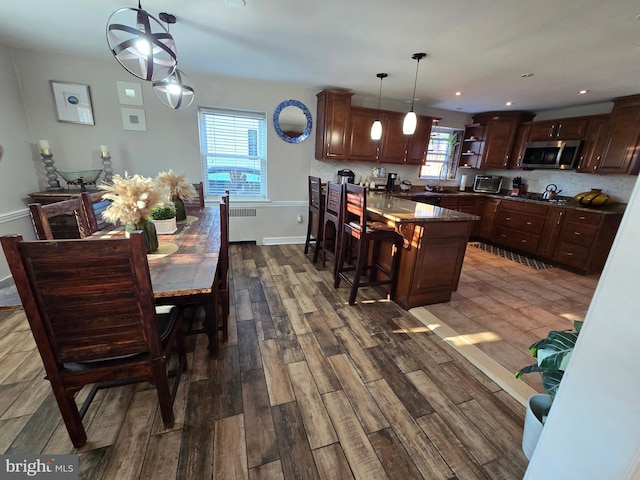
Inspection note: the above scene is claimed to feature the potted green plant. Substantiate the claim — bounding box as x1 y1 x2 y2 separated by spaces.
150 203 177 235
516 320 582 460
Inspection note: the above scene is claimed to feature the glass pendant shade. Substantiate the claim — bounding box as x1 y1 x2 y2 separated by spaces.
106 5 177 81
371 119 383 140
152 67 195 109
371 72 388 140
403 110 417 135
404 53 427 135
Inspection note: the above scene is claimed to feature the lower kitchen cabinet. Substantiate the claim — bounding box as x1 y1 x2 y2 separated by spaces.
493 201 549 255
440 195 483 236
551 208 623 274
477 198 500 240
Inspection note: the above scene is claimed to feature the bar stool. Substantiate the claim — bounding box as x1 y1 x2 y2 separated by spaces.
334 184 404 305
304 176 323 263
321 182 344 276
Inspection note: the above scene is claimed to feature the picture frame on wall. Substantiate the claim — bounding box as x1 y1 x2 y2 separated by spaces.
120 107 147 131
50 81 95 125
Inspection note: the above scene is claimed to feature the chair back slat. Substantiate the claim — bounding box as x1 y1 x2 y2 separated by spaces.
80 192 112 234
325 182 344 220
344 183 367 230
308 176 322 212
2 233 160 364
183 182 205 209
29 198 91 240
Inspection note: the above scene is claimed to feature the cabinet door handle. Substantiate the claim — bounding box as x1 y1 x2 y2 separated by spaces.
501 234 507 238
505 217 511 221
557 211 564 225
521 240 527 243
567 252 574 256
526 221 532 225
579 216 586 220
574 232 581 236
549 125 555 138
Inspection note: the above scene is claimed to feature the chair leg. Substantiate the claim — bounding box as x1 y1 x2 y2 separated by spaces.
334 227 347 288
304 212 312 254
51 384 87 448
152 359 176 429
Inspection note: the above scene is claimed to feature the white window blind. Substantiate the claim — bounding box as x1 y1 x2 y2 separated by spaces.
198 107 267 199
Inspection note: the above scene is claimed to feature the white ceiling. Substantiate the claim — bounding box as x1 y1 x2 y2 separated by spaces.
1 0 639 114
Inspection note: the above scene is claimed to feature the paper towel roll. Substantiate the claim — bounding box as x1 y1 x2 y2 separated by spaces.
459 174 468 191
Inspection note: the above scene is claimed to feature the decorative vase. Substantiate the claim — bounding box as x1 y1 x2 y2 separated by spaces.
574 188 610 208
173 196 187 221
151 217 177 235
522 393 553 460
125 218 159 253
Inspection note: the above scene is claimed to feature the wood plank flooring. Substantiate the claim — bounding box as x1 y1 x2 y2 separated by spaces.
0 242 596 479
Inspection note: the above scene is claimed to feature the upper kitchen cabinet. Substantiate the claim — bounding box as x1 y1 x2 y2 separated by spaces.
598 95 640 174
348 107 380 161
528 117 588 141
576 114 610 173
379 112 433 165
510 122 533 169
315 89 354 160
460 112 534 169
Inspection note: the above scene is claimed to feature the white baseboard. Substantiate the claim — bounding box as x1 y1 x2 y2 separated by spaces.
262 236 306 245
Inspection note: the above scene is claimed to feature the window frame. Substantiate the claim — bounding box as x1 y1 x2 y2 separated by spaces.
198 106 268 201
419 126 462 180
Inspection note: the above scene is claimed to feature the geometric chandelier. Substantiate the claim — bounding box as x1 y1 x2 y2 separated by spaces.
152 13 195 109
106 1 178 81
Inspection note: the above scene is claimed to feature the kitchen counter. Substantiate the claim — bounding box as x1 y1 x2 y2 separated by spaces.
367 191 480 223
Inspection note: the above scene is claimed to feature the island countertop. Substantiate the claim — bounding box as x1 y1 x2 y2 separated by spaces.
366 191 480 224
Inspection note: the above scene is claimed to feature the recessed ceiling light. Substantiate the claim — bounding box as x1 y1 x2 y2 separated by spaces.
225 0 246 7
506 101 513 106
579 89 589 94
455 91 462 96
521 73 534 78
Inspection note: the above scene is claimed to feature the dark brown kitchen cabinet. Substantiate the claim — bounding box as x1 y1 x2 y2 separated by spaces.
493 200 549 255
348 107 380 161
528 117 588 141
379 112 433 165
510 123 532 169
460 112 534 169
440 195 482 236
459 123 485 169
551 209 623 274
405 115 433 165
477 198 501 240
315 89 353 160
598 95 640 174
577 114 610 173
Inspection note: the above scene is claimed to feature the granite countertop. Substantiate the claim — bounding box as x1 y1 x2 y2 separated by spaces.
395 189 627 215
367 192 480 223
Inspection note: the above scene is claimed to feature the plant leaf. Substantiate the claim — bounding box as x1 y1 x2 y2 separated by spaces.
536 331 578 371
542 370 564 397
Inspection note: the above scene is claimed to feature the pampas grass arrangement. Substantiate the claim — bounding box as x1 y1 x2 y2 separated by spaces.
100 172 169 226
156 170 197 201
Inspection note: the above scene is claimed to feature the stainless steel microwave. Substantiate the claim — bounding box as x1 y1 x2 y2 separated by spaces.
521 140 582 169
473 175 503 193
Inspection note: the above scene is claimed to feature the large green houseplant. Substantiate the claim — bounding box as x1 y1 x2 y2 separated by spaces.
516 320 583 459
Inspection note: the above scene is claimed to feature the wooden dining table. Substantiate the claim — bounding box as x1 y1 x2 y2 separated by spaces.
0 205 222 352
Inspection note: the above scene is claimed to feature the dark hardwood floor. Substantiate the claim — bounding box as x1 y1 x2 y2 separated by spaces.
0 241 594 479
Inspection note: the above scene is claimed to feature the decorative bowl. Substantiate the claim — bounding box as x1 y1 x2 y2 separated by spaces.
57 169 102 186
574 188 610 208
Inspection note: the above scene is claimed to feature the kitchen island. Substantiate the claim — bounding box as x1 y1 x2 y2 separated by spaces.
365 192 479 309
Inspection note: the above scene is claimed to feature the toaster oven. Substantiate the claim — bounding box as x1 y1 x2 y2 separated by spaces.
473 175 503 193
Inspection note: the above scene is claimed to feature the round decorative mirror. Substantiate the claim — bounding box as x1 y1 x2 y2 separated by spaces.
273 99 312 144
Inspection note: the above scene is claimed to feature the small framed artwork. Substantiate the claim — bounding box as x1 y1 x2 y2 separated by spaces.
116 81 144 106
121 108 147 131
50 81 95 125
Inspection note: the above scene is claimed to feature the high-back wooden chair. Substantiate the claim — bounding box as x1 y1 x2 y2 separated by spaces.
183 182 205 209
216 192 230 341
0 232 188 448
80 191 113 234
304 176 323 263
28 197 91 240
321 182 345 277
334 184 404 305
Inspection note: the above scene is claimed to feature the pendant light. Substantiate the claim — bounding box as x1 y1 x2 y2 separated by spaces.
152 13 195 109
403 53 427 135
106 1 178 81
371 73 388 141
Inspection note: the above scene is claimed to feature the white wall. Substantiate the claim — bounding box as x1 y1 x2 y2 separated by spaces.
525 174 640 479
0 44 39 279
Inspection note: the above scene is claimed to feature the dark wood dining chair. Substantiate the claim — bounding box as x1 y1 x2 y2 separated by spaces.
28 197 91 240
304 176 323 263
80 191 113 235
0 232 188 448
321 181 345 277
216 193 230 341
183 182 205 209
334 184 404 305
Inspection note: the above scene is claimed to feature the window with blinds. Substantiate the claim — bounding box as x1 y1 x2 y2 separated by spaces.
198 107 267 199
420 127 462 179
